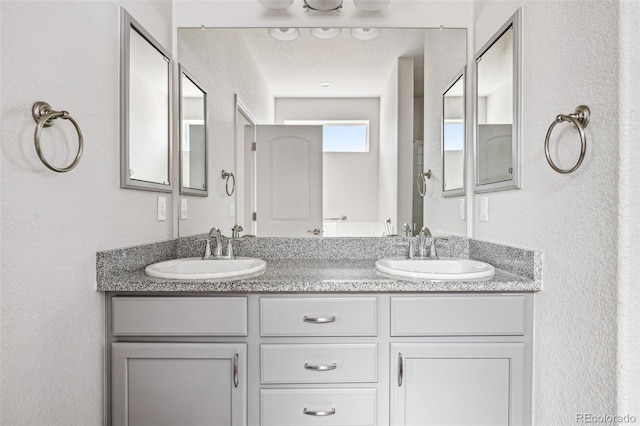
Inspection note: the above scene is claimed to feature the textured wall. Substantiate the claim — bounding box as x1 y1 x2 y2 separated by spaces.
177 29 275 237
0 1 172 424
423 29 468 236
473 1 619 423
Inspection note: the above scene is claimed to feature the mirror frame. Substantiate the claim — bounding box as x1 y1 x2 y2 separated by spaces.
178 64 209 196
473 8 522 193
441 67 466 198
120 8 173 192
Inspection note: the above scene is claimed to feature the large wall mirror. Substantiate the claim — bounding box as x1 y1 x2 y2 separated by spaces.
474 9 522 193
179 65 208 196
442 68 465 197
120 9 172 192
177 27 466 237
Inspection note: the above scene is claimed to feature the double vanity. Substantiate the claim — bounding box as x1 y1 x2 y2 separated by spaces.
98 236 541 426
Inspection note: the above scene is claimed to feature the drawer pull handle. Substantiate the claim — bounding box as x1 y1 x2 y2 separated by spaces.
398 352 403 387
303 315 336 323
304 362 337 371
233 353 239 388
303 407 336 417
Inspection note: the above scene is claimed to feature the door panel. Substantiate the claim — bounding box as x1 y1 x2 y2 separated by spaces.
256 125 323 237
391 343 525 426
112 343 246 426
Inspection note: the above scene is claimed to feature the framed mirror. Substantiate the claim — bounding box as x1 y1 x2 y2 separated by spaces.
120 9 172 192
177 27 466 237
474 8 522 193
442 68 465 197
179 65 208 196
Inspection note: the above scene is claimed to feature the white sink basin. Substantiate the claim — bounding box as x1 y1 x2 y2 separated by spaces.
375 257 495 281
145 257 266 280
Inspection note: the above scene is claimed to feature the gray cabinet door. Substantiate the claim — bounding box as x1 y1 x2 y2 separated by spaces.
390 343 526 426
112 342 246 426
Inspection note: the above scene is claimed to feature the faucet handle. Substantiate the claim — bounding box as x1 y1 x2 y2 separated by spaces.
197 238 212 259
429 236 449 259
231 224 243 239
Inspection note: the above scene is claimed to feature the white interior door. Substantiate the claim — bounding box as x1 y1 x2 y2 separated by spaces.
256 125 323 237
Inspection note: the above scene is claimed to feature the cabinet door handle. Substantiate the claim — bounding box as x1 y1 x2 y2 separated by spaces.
303 407 336 416
303 315 336 323
304 362 337 371
233 353 239 388
398 352 403 387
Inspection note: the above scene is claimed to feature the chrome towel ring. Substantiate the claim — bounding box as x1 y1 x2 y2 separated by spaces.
32 101 83 173
544 105 590 174
221 169 235 196
417 169 431 197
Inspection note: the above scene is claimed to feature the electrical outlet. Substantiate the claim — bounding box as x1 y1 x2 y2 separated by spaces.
229 200 235 217
157 196 167 221
459 199 466 220
480 197 489 222
180 198 188 220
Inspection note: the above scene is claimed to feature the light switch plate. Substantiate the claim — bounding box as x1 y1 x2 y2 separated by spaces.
180 198 188 220
480 197 489 222
157 196 167 221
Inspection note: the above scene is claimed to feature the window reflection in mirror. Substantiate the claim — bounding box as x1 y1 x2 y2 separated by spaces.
474 8 522 192
121 9 172 192
179 66 208 196
442 70 465 196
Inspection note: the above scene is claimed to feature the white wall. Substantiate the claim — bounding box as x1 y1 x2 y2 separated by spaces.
473 1 619 423
423 29 467 236
396 58 415 231
616 0 640 417
275 98 380 222
378 58 415 233
379 65 399 229
0 1 173 424
177 29 274 237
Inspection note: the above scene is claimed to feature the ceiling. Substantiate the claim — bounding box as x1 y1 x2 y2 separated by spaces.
208 28 429 98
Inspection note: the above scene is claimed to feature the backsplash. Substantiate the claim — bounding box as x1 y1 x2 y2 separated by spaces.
469 239 542 281
96 239 176 285
177 235 469 260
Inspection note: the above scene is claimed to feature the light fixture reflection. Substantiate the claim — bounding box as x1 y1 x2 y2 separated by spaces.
350 28 381 41
303 0 343 11
353 0 390 11
268 27 300 41
258 0 294 9
310 27 341 40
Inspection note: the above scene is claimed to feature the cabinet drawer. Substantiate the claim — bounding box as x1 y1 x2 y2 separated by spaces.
112 297 247 336
261 388 376 426
261 344 377 384
260 297 377 336
391 295 526 336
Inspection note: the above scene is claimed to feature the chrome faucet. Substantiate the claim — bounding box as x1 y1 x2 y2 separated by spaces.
209 227 224 257
418 226 432 257
231 224 243 239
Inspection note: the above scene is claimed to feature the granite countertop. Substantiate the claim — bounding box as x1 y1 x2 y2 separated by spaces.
98 258 541 293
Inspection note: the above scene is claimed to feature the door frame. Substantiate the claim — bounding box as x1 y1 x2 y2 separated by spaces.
235 95 258 235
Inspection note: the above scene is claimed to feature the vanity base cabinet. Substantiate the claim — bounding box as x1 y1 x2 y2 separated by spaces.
112 342 246 426
390 343 526 426
107 293 532 426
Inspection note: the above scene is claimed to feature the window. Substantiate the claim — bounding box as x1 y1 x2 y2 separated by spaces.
284 120 369 152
